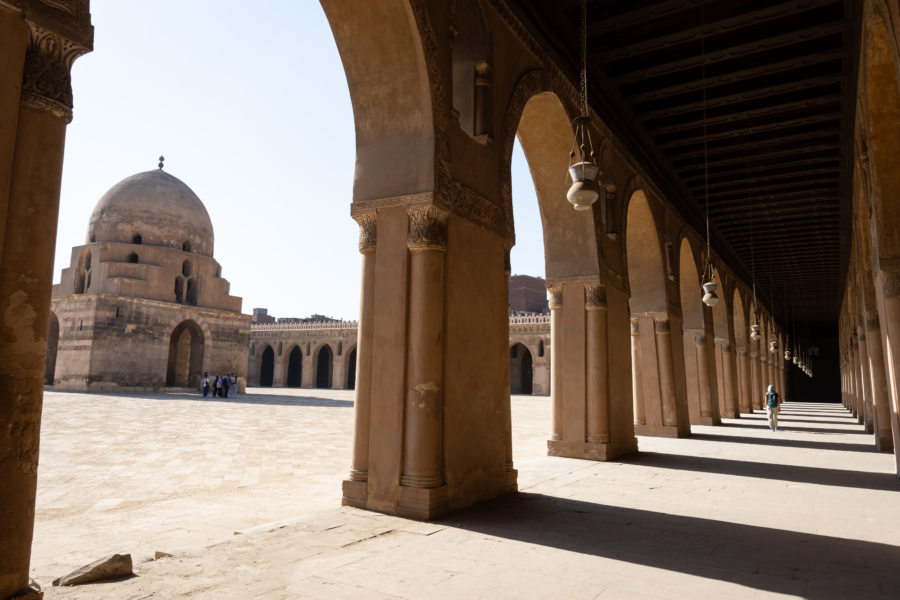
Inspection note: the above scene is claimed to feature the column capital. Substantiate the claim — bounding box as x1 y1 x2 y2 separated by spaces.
630 316 640 335
353 213 377 253
584 284 607 310
20 20 91 123
407 205 448 251
548 285 563 310
694 332 706 346
654 318 670 334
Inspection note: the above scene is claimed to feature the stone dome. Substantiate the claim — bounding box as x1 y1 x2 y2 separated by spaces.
87 169 215 256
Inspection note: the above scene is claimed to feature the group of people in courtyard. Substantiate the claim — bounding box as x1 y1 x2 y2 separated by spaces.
202 372 238 398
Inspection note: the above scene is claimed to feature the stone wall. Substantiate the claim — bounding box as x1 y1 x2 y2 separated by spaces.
48 294 250 392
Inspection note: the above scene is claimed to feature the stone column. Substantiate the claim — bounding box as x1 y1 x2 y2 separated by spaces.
739 347 752 414
549 285 564 441
749 346 760 413
864 311 894 451
343 214 376 506
778 355 787 404
695 332 714 421
0 15 90 599
272 347 286 387
857 327 875 434
850 337 863 423
631 317 646 426
503 250 514 475
655 318 679 428
719 340 738 418
584 284 610 449
398 206 448 517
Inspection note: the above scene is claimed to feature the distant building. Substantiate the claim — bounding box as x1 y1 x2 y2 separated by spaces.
251 308 276 324
46 168 250 392
508 274 548 313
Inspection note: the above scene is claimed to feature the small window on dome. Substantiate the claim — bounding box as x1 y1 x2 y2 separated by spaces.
182 241 192 252
127 252 139 264
132 234 142 245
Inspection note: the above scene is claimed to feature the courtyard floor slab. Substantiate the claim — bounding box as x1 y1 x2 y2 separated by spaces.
33 390 900 599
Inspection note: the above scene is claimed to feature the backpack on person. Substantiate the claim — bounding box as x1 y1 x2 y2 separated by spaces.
766 391 779 408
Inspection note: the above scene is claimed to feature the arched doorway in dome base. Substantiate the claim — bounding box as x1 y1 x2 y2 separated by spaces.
166 321 204 388
45 312 60 385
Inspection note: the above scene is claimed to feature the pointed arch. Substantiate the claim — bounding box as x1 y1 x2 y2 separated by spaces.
321 0 435 203
625 190 667 314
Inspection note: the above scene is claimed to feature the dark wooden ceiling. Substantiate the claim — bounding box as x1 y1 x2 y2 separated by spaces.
510 0 861 326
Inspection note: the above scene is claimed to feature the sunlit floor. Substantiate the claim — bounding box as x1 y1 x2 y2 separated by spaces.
35 389 900 599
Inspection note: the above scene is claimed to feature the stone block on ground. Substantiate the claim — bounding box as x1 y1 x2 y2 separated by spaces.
52 553 133 586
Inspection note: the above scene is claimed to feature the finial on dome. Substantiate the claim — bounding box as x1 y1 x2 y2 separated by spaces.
158 156 165 170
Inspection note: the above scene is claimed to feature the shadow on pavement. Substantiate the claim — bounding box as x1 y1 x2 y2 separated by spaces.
620 452 900 492
447 492 900 598
689 432 877 453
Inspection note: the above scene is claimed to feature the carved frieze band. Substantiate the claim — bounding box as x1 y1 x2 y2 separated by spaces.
584 284 607 310
444 179 510 241
20 23 89 122
354 213 376 254
407 205 449 251
548 286 563 310
351 192 432 216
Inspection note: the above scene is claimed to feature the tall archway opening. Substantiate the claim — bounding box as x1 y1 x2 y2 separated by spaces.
509 343 533 395
260 346 275 387
626 191 688 436
733 289 751 414
346 347 357 390
45 312 60 385
678 239 716 424
315 345 333 389
286 346 302 388
166 320 204 388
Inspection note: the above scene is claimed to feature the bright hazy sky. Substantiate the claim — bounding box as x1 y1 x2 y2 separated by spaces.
57 1 545 321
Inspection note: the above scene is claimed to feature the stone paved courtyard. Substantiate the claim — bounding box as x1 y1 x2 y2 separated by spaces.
34 389 900 598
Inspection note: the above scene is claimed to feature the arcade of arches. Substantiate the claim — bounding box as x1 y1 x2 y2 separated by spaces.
2 1 900 597
247 313 551 394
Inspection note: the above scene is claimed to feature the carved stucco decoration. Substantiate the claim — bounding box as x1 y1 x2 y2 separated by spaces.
654 318 671 334
20 22 90 122
354 213 377 254
408 205 449 251
584 284 607 310
547 285 563 310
